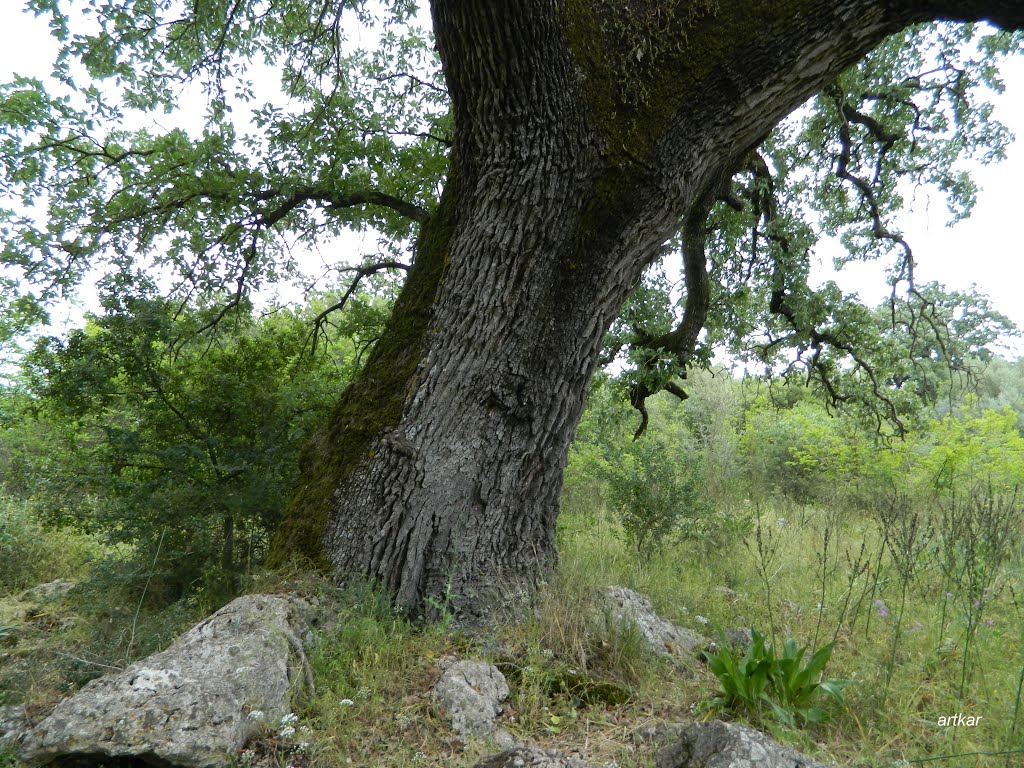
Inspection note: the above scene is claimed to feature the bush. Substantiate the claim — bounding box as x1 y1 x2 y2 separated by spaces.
605 434 715 560
0 494 97 594
19 293 347 599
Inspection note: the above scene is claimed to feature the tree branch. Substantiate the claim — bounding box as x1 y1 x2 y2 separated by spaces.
627 198 713 440
254 185 430 227
308 260 410 354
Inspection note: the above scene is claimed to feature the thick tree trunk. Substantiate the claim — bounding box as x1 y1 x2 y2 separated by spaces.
270 0 1024 617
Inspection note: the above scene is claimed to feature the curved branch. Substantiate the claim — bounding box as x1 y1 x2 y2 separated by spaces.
255 185 430 227
627 207 711 440
308 259 410 354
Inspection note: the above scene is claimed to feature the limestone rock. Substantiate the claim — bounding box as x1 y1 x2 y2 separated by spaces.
432 659 513 747
18 594 312 767
655 720 828 768
0 705 28 749
18 579 76 603
603 587 707 660
473 745 592 768
632 721 685 745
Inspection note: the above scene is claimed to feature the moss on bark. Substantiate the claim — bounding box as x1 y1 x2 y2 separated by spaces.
563 0 816 164
266 177 458 569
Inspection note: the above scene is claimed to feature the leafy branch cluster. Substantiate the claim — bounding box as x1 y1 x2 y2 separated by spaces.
607 22 1020 438
2 0 447 345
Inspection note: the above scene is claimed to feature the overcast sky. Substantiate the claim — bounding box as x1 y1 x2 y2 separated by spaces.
1 6 1023 353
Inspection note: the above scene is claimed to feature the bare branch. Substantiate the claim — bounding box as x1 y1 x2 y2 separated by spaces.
308 260 410 354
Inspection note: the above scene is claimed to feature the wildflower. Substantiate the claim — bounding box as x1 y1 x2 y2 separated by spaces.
816 603 823 611
777 518 788 528
541 648 554 658
280 725 296 739
357 686 372 699
944 592 954 599
247 710 265 722
340 698 354 707
984 619 995 627
873 599 889 618
695 615 710 625
281 712 299 726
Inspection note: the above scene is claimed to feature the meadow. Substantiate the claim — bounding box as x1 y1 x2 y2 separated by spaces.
3 365 1024 767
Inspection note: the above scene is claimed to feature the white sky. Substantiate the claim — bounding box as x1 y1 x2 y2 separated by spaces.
0 5 1023 352
813 53 1024 356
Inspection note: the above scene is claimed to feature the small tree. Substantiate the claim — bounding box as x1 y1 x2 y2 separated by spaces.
21 281 351 597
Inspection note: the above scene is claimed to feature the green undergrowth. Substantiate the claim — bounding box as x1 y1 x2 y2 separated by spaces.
555 496 1024 767
3 490 1024 767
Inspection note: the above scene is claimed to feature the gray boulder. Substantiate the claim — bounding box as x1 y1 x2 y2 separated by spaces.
0 705 28 749
19 579 76 603
473 745 592 767
432 658 514 748
18 594 312 767
655 720 828 768
603 587 707 660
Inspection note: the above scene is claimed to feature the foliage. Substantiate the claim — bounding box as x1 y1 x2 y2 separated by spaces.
0 0 1019 437
597 23 1023 432
566 375 751 559
703 629 848 727
0 0 446 347
920 406 1024 492
13 281 354 598
0 493 97 593
878 282 1017 407
604 434 713 560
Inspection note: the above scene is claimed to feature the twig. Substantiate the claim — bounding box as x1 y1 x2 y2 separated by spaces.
127 528 166 664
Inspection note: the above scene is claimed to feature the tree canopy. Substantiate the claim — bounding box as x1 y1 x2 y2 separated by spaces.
1 4 1019 423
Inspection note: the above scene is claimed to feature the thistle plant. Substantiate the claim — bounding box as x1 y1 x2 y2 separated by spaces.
939 485 1018 698
877 490 934 709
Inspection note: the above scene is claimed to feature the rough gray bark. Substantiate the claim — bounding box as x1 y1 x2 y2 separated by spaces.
275 0 1024 617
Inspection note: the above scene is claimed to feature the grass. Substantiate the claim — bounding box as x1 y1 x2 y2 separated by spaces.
2 489 1023 768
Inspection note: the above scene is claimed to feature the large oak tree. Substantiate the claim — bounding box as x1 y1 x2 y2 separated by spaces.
3 1 1023 617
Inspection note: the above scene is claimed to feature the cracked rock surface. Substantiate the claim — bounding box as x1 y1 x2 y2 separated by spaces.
473 745 592 767
432 658 514 748
17 594 311 767
656 720 828 768
603 587 707 660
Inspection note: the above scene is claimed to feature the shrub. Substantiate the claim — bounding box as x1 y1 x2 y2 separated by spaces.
604 434 715 560
0 494 97 593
